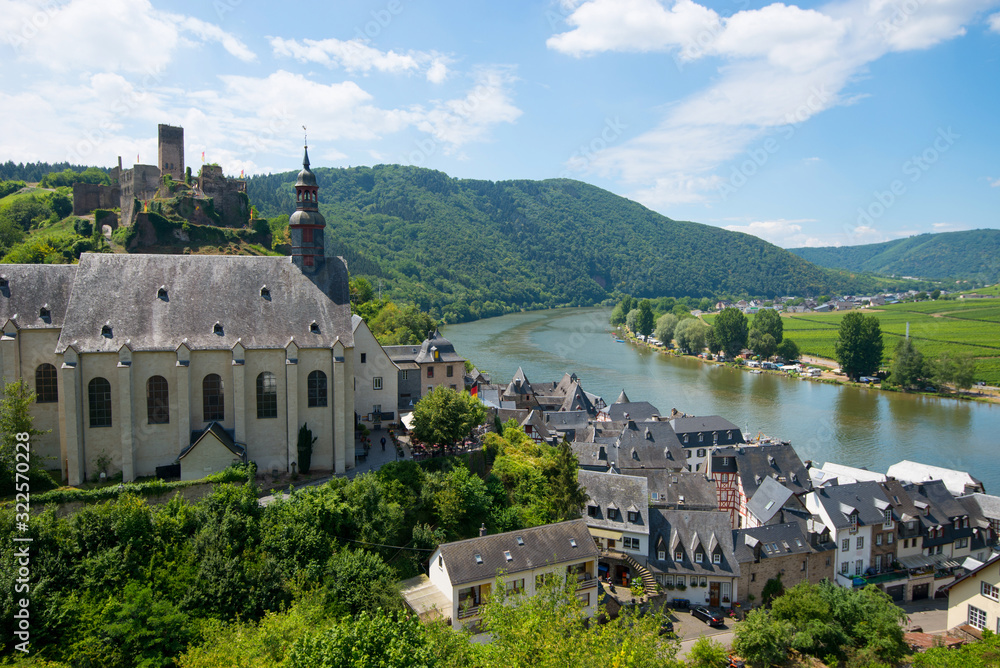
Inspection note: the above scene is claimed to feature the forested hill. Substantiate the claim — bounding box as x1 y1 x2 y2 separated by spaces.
789 229 1000 283
246 164 919 321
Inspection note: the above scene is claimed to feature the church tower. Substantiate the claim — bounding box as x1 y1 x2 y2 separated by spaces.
289 145 326 273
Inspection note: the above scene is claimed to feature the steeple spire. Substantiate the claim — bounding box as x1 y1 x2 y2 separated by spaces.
289 136 325 273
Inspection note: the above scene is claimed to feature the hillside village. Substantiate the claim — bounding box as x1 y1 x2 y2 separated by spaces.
400 363 1000 644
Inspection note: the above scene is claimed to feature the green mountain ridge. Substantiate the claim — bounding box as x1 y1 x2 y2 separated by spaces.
788 229 1000 283
247 164 929 321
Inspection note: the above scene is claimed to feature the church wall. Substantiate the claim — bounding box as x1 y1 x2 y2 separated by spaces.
297 348 335 472
189 350 236 433
244 349 288 473
15 329 63 470
80 353 124 480
130 351 181 478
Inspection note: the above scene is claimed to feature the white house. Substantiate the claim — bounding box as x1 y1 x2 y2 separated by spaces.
351 314 399 429
804 481 891 586
944 553 1000 635
410 520 600 630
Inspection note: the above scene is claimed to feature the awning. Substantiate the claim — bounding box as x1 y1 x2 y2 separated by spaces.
590 528 623 540
401 412 415 430
899 553 961 570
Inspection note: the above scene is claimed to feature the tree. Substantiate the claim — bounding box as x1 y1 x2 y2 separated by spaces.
931 289 941 300
748 331 777 360
654 313 678 346
287 610 436 668
349 277 374 305
674 318 708 354
713 307 749 358
732 608 793 668
687 636 729 668
609 301 628 326
50 192 73 218
889 338 924 389
412 385 486 449
0 378 53 495
933 351 976 391
625 308 640 333
776 338 799 362
770 582 848 659
751 309 783 344
761 574 784 605
548 439 587 521
637 300 655 337
834 312 883 380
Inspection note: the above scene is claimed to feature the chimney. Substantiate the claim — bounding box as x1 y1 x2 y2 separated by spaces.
479 523 487 537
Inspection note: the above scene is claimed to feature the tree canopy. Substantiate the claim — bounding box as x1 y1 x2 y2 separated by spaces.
834 312 884 379
412 386 486 448
712 307 749 357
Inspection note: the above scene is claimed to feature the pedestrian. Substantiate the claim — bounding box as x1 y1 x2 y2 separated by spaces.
380 436 386 452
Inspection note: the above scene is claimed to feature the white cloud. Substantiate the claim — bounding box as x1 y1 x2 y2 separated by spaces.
548 0 995 207
723 218 824 247
0 0 254 73
990 12 1000 31
426 57 450 83
411 68 522 149
989 176 1000 187
270 36 453 82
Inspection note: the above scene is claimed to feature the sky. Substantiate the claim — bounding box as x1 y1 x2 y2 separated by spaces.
1 0 998 249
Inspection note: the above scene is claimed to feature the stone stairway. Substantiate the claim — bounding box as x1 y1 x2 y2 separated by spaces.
619 551 658 597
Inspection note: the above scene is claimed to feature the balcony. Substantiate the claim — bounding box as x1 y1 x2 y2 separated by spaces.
577 577 598 590
457 604 482 620
849 570 908 587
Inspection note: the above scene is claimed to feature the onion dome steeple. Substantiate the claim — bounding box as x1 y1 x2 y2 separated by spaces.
289 144 325 273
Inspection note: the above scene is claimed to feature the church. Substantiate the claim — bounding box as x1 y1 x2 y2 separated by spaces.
0 147 357 485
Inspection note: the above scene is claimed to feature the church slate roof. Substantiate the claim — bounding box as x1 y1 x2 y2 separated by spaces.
413 328 464 364
55 253 352 354
0 264 78 329
437 519 597 587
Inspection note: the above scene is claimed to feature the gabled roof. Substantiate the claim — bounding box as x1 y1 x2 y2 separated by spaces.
579 470 649 535
887 460 984 496
719 443 811 498
179 422 246 460
560 382 596 414
746 475 795 524
504 367 534 396
628 469 719 510
647 508 739 578
810 481 891 530
615 421 685 470
0 264 77 330
436 519 598 586
669 416 743 442
55 253 352 353
607 401 661 423
942 551 1000 593
959 493 1000 525
732 522 816 563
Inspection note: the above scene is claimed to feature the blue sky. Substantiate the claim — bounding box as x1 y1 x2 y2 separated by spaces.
1 0 997 248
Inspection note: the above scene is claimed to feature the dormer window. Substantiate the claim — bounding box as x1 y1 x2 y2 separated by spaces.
0 277 8 290
101 324 112 338
260 286 270 299
674 550 683 561
213 322 223 336
157 286 168 300
713 553 721 564
698 433 704 442
683 434 688 443
39 306 50 321
310 321 319 334
849 513 858 534
884 509 893 528
695 551 703 563
627 510 638 522
727 430 732 440
587 505 598 518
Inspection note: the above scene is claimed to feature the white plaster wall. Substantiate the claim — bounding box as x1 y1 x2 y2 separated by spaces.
297 348 334 471
244 349 288 473
130 351 181 477
79 352 123 479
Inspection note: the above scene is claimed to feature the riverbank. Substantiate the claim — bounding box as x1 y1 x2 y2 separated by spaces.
614 326 1000 407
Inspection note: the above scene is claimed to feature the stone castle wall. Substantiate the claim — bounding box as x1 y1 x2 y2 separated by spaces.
157 124 184 181
120 164 161 225
72 183 120 216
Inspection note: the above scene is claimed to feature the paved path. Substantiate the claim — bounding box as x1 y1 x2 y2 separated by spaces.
258 428 409 505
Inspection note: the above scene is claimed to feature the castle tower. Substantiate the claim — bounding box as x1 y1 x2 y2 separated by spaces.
157 124 184 181
288 146 325 273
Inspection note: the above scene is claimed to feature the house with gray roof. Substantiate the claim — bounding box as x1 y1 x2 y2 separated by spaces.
383 328 467 404
0 147 358 486
416 519 600 630
887 460 985 496
614 420 686 473
604 401 662 423
578 469 650 557
804 481 892 587
628 469 719 511
707 443 811 529
671 416 743 473
733 521 836 602
646 508 740 609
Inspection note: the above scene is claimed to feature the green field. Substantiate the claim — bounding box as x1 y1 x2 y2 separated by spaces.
705 297 1000 384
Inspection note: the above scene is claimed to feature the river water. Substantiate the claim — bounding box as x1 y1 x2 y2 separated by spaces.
446 307 1000 492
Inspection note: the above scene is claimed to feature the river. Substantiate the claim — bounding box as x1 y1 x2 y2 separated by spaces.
445 307 1000 492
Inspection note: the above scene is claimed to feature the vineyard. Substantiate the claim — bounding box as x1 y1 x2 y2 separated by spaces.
782 300 1000 384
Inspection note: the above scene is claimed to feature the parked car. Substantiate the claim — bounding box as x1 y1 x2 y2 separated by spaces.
691 606 725 627
659 619 675 636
